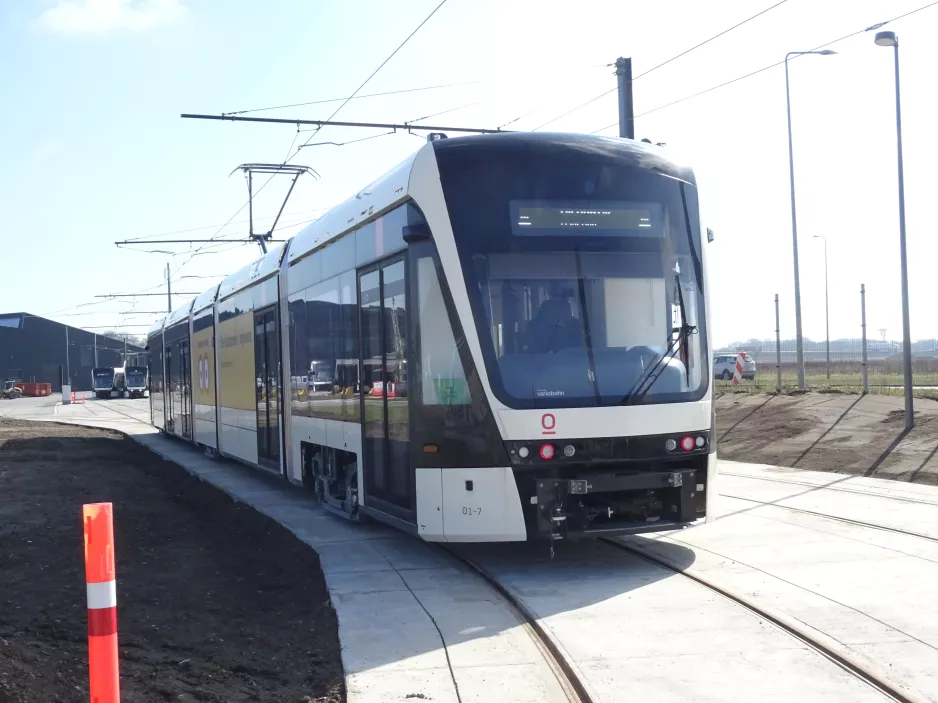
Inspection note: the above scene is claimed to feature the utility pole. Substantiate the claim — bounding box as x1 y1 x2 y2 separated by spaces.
65 326 70 383
775 294 782 394
615 57 634 139
94 333 98 367
874 31 914 430
861 284 869 394
813 234 830 378
166 263 172 314
784 50 834 390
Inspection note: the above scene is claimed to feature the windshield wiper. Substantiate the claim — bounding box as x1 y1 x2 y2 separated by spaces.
620 272 697 404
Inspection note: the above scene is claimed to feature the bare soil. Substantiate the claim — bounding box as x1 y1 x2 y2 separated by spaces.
715 391 938 484
0 419 344 702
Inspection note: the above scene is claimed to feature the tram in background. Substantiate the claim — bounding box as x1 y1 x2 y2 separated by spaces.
147 133 715 543
91 367 126 399
125 365 148 398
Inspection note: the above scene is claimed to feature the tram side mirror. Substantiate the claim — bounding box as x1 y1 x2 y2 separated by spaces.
403 223 432 244
707 228 714 243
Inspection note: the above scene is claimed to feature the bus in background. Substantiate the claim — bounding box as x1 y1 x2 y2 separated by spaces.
125 365 148 398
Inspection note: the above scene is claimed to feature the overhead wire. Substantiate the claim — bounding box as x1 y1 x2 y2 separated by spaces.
295 0 450 152
174 0 452 280
117 214 324 250
223 80 482 116
633 0 789 82
299 130 397 149
222 62 609 118
588 0 938 134
119 207 331 243
526 0 792 132
405 101 480 125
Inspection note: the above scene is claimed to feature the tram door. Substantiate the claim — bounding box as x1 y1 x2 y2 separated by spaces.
358 258 412 523
254 305 281 471
165 344 175 433
179 339 191 439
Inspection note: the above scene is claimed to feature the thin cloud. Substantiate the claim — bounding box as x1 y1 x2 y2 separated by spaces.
36 0 185 35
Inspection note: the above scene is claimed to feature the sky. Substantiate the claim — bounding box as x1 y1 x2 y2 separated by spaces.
1 0 937 347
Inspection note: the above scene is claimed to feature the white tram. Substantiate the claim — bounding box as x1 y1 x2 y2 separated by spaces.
147 133 715 542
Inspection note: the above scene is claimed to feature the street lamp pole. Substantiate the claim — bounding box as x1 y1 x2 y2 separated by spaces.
813 235 830 378
875 31 914 430
785 49 835 389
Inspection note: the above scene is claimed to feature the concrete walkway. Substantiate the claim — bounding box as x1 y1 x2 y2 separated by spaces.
15 399 569 703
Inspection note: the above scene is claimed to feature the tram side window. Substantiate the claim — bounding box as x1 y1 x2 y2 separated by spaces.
305 276 340 419
294 273 358 422
337 270 359 420
288 295 309 417
148 338 163 394
416 255 469 405
411 243 508 469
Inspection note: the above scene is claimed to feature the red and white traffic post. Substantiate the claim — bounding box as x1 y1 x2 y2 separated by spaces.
83 502 120 702
732 352 748 385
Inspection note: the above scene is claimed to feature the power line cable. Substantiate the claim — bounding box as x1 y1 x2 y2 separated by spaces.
223 80 481 116
119 207 330 243
295 0 450 152
405 101 480 125
299 130 397 149
175 0 452 278
590 0 938 133
528 0 791 132
633 0 789 82
223 62 608 118
117 215 323 248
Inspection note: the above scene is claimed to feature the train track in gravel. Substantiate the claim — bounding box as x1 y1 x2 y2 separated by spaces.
720 493 938 544
720 471 938 508
442 547 594 703
600 537 926 703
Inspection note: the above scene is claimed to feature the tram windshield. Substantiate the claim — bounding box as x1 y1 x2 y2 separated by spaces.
92 368 115 390
125 367 147 387
437 139 708 409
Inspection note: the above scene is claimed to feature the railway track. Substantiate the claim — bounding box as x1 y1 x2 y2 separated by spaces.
443 547 594 703
446 530 930 703
601 536 927 703
720 493 938 544
721 471 938 508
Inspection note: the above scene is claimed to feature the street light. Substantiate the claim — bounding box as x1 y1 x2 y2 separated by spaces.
812 235 830 378
874 30 914 430
785 49 836 390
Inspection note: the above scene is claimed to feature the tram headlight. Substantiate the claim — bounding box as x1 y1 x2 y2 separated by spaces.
563 444 576 458
680 435 695 452
518 446 530 459
539 444 555 460
695 436 706 448
665 438 677 452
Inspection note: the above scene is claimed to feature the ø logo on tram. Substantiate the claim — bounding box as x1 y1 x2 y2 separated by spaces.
541 413 556 436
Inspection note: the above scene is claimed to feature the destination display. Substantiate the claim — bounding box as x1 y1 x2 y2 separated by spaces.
511 201 658 236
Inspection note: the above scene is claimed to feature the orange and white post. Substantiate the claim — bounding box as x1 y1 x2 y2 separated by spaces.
83 502 120 702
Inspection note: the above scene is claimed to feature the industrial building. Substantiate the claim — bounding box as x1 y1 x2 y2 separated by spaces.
0 313 145 393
